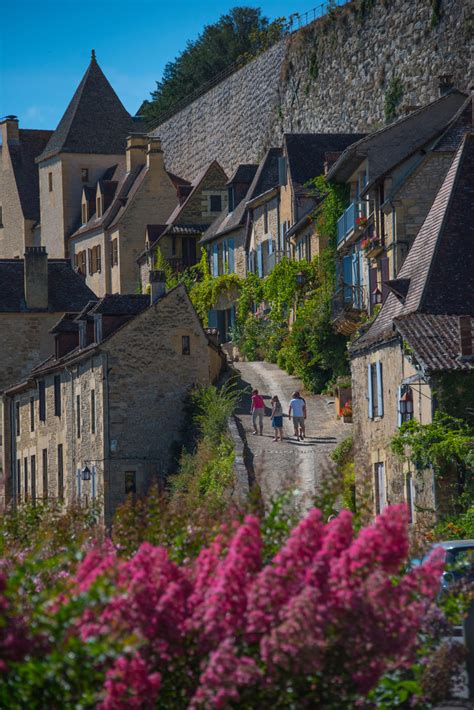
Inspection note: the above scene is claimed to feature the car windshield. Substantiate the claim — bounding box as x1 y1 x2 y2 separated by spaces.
445 547 474 574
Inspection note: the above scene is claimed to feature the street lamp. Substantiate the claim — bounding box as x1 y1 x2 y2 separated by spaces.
372 286 382 304
296 271 305 287
81 465 91 481
399 388 413 416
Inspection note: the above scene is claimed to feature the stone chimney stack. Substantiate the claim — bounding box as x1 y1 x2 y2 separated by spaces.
438 74 454 97
24 246 48 310
149 270 166 303
146 137 164 171
126 134 147 172
459 316 473 357
0 115 19 146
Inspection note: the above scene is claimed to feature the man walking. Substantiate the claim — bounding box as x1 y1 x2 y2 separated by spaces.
250 389 265 435
289 391 306 440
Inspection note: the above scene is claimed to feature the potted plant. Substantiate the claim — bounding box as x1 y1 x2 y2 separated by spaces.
339 400 353 423
356 215 368 229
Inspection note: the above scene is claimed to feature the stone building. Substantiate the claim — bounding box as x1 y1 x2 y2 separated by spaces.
328 89 468 336
0 246 96 396
70 135 188 296
349 131 474 524
35 51 139 259
137 160 228 289
2 274 223 522
0 116 52 258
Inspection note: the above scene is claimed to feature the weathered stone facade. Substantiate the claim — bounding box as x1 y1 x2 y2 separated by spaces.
3 285 223 522
152 0 471 180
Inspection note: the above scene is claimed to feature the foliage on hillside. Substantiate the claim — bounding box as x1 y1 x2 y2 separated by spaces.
142 7 288 124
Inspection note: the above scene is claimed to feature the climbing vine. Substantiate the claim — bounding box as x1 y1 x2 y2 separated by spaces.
384 76 404 122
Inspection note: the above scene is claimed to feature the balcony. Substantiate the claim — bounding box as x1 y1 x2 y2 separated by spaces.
331 284 367 335
336 200 373 248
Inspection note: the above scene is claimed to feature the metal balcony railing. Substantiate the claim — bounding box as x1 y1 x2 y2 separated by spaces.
336 200 373 247
331 283 366 321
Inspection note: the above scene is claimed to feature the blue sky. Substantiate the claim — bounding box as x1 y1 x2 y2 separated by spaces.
0 0 315 130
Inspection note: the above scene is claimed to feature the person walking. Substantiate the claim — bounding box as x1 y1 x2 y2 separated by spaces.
289 390 307 440
250 389 265 435
270 395 284 442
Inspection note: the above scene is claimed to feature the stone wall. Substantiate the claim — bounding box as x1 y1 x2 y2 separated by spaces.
153 0 471 181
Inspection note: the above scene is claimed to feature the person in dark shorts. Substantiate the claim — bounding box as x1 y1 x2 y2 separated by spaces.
289 391 307 440
270 395 283 441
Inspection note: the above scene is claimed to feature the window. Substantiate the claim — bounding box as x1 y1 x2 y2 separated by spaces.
95 245 102 273
0 205 3 227
110 238 118 266
88 246 102 274
374 462 386 515
42 449 48 499
367 362 383 419
17 459 21 502
171 237 176 256
81 168 89 183
54 375 61 417
125 471 137 495
182 335 191 355
209 194 222 213
48 172 53 192
76 394 81 438
24 457 28 501
57 445 64 501
75 250 87 275
82 203 87 224
30 397 35 432
228 186 235 213
39 380 46 421
264 203 268 234
94 314 102 342
97 195 102 217
31 455 36 503
406 472 415 524
15 401 20 436
91 389 96 434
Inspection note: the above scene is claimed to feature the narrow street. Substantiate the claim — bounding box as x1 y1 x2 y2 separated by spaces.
233 361 351 514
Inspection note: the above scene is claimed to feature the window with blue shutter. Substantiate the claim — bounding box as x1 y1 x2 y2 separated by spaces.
367 363 374 419
343 255 353 303
212 243 218 276
268 237 273 255
376 361 384 417
257 243 263 278
228 239 235 273
222 240 228 274
208 309 218 328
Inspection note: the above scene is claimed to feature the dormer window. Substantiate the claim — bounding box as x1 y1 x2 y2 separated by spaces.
79 321 87 349
209 194 222 213
81 168 89 183
81 203 88 224
97 195 102 218
228 187 235 213
48 172 53 192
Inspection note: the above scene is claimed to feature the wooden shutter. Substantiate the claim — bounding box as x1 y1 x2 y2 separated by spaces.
268 237 273 255
97 245 101 273
257 243 263 277
228 239 235 273
343 255 352 302
208 309 218 328
212 244 218 276
88 248 93 275
367 363 374 419
222 240 227 273
376 361 384 417
369 266 377 314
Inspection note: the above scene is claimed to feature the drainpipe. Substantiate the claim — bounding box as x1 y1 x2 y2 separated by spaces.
65 366 76 500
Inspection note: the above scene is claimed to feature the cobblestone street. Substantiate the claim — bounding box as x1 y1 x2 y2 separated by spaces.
233 361 351 515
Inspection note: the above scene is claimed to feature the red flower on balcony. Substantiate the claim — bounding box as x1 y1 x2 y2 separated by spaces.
356 216 368 227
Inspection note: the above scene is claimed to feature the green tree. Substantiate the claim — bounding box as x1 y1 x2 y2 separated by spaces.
142 7 288 123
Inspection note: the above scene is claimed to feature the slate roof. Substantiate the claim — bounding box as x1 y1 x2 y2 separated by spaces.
284 133 365 192
50 312 81 334
351 132 474 365
6 129 53 221
0 259 97 313
394 313 473 372
88 294 150 316
36 53 137 163
327 90 468 186
227 164 258 185
200 152 281 245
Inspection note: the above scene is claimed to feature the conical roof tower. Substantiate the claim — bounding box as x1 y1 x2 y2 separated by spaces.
37 50 138 163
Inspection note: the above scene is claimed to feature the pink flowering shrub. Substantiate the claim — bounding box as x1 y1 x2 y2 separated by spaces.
0 505 445 707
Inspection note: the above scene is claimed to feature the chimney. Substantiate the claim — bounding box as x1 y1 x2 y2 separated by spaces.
24 246 48 310
0 115 19 146
149 270 166 303
126 133 147 172
146 137 164 171
459 316 473 357
438 74 454 97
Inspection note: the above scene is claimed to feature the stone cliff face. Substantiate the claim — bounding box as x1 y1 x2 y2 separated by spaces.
152 0 472 181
